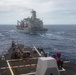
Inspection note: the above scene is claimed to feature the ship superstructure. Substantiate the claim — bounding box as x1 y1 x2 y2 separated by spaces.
17 10 47 34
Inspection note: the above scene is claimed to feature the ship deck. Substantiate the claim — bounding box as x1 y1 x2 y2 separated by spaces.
0 44 76 75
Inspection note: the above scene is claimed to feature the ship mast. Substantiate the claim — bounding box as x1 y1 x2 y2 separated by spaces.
31 10 36 20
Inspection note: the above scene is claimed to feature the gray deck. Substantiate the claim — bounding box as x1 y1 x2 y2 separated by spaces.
0 44 76 75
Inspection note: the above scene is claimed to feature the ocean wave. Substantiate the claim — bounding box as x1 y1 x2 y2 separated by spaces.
39 33 53 37
39 34 46 37
40 33 64 40
9 30 16 33
40 32 76 42
0 33 4 36
56 31 65 35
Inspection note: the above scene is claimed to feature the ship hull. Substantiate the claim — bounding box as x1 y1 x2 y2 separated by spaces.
17 28 47 34
17 29 47 34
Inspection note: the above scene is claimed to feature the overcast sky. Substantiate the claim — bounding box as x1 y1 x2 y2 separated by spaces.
0 0 76 25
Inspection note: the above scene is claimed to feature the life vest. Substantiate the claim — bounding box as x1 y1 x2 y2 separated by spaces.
57 51 61 58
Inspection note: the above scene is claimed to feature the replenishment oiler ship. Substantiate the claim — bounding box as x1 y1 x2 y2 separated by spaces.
0 41 76 75
16 10 48 34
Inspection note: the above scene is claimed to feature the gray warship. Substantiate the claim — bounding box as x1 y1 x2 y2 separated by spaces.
0 42 76 75
17 10 48 34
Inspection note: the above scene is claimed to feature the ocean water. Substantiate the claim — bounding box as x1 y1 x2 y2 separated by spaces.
0 25 76 63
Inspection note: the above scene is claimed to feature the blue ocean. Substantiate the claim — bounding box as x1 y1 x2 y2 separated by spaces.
0 25 76 63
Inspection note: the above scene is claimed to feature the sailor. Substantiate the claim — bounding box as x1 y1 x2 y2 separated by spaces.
60 59 63 68
51 53 57 59
56 51 63 68
56 58 63 68
51 52 63 68
11 49 18 59
57 51 61 58
17 49 21 58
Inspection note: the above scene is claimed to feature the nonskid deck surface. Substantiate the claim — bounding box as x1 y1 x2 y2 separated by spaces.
0 44 39 75
0 44 76 75
7 58 37 75
0 59 37 75
62 62 76 75
0 60 11 75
